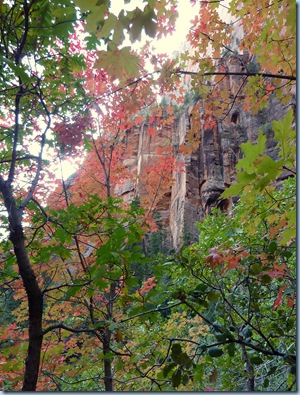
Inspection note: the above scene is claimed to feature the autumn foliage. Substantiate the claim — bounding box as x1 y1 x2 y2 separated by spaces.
0 0 296 391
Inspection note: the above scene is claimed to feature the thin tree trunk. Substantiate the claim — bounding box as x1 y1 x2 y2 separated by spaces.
241 343 255 391
103 280 115 391
0 183 43 391
103 331 113 391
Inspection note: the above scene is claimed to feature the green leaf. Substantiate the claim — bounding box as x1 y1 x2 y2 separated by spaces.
207 290 220 301
195 283 208 292
163 362 176 378
272 109 295 163
99 13 125 45
227 343 235 357
263 378 270 388
281 250 293 259
143 5 157 37
222 172 256 198
124 277 138 287
98 46 140 83
182 373 189 385
242 326 252 338
85 32 99 50
1 56 31 82
267 366 278 376
93 320 106 329
73 0 107 33
208 347 223 357
250 262 262 275
172 368 182 388
57 247 72 260
260 274 272 285
176 352 193 369
250 356 263 365
129 8 144 42
129 5 157 42
108 322 118 331
65 284 83 299
53 227 72 244
236 132 266 171
171 343 182 355
267 241 277 253
194 364 204 382
215 333 227 342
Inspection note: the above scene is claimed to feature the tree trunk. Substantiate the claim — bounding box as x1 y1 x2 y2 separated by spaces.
12 225 43 391
103 330 113 391
241 343 255 391
103 279 115 391
0 183 43 391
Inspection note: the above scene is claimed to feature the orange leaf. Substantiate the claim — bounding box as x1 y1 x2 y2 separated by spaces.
166 105 173 115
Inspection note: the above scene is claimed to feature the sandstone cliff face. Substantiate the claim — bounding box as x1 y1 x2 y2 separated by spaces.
118 54 295 251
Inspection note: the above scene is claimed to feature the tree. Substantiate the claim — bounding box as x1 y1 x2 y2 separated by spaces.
0 0 86 389
0 0 296 391
153 175 295 390
0 0 178 390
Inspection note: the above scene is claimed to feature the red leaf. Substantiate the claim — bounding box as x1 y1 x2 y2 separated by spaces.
135 116 144 126
287 297 294 308
206 247 223 268
272 286 286 310
148 115 155 124
147 127 156 138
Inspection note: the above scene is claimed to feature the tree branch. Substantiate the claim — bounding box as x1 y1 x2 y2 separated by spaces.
118 301 183 324
93 68 295 106
0 155 40 164
174 70 296 81
20 89 51 209
42 323 97 336
42 280 92 294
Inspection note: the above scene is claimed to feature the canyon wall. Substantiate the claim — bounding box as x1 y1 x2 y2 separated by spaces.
117 54 295 251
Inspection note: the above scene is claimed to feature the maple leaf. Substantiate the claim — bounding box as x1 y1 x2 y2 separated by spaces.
272 286 286 310
73 1 107 35
95 46 139 83
220 254 240 274
147 126 156 138
265 82 275 95
134 115 144 126
148 114 155 124
166 105 173 115
206 247 223 268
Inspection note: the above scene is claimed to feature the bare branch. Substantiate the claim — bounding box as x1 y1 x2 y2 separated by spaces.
174 70 296 81
42 323 97 336
118 301 183 324
20 89 51 209
93 68 295 106
0 155 40 164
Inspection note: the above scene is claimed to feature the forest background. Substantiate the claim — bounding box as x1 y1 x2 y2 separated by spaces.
0 0 296 391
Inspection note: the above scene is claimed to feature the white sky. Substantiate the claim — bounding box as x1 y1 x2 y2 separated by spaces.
110 0 197 55
150 0 197 54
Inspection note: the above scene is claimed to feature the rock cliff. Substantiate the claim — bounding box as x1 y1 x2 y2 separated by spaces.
117 54 295 251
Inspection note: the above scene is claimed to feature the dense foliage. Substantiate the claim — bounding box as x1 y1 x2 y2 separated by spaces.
0 0 296 391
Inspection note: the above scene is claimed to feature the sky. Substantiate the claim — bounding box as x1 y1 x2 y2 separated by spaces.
110 0 197 54
152 0 197 54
